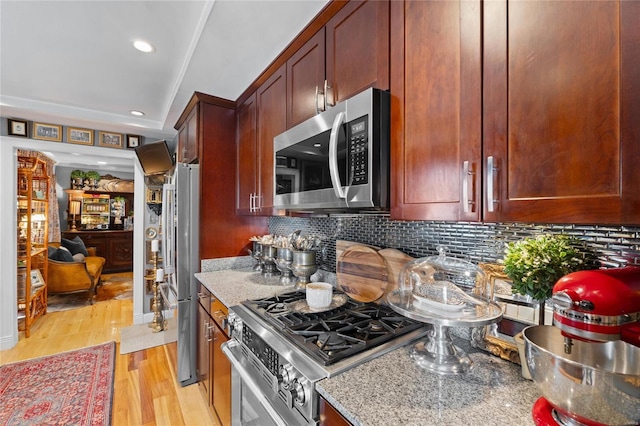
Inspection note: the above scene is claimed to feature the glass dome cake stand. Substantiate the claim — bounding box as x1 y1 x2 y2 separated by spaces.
387 285 503 375
387 247 504 374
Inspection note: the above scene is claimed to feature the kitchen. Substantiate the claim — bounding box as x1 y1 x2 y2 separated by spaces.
2 1 640 426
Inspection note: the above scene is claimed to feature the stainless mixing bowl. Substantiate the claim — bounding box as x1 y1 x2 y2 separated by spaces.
523 325 640 425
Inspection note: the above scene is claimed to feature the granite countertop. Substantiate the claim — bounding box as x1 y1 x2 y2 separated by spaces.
195 259 541 426
195 268 295 307
317 342 541 426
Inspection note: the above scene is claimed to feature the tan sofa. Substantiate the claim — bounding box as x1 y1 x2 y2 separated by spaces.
47 245 106 304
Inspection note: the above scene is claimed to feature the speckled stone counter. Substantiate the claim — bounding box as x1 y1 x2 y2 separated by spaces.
195 268 295 307
317 343 541 426
196 258 540 426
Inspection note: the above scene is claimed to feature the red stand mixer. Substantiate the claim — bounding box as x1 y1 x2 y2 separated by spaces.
523 266 640 426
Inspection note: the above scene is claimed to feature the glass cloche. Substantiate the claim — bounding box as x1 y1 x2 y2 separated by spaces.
397 246 488 315
387 247 502 374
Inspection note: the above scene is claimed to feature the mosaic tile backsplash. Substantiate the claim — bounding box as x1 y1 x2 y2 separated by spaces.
269 214 640 273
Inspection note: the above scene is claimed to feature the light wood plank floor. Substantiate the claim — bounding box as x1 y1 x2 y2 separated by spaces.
0 298 219 426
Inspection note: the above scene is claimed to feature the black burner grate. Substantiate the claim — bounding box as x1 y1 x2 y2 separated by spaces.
243 291 424 366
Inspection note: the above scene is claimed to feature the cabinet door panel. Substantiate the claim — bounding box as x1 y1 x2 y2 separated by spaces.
287 29 325 128
197 302 211 399
256 66 286 211
390 0 481 221
236 93 257 212
484 0 640 224
326 0 389 103
212 323 231 426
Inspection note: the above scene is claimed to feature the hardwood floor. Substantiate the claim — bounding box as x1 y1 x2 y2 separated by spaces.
0 298 219 426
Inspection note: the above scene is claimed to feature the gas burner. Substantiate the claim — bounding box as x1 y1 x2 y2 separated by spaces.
265 302 289 315
315 332 360 353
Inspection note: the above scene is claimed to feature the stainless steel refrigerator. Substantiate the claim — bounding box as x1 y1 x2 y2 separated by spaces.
162 163 200 386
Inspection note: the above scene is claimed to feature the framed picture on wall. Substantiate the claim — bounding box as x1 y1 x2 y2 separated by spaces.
33 122 62 142
98 131 123 149
8 119 28 137
126 134 140 148
67 127 94 145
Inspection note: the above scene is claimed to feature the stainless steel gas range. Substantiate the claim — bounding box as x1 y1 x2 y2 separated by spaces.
221 290 430 426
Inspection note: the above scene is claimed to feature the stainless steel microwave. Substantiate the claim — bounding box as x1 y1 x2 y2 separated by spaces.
273 88 390 212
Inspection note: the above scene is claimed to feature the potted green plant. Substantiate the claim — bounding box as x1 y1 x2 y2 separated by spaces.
70 169 85 189
503 234 586 303
84 170 102 190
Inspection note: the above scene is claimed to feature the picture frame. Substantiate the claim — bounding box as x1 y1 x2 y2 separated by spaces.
98 131 124 149
8 119 28 137
30 269 45 288
126 134 140 148
33 122 62 142
67 127 94 145
471 263 552 365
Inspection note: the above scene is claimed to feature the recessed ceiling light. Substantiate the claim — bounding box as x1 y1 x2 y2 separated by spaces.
314 143 322 148
130 110 145 116
133 40 155 53
97 161 108 165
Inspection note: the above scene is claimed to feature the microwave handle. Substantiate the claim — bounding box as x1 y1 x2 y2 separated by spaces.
329 111 347 199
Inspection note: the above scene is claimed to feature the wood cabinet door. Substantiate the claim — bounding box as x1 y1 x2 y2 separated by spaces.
326 0 390 105
319 396 350 426
196 301 211 401
256 65 286 213
107 234 133 271
179 107 198 164
287 29 326 128
390 0 482 221
483 0 640 224
236 93 258 213
212 323 231 426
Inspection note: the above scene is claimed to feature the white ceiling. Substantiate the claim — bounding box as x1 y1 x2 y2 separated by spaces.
0 0 329 171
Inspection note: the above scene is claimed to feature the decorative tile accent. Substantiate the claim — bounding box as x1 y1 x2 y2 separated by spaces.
269 215 640 273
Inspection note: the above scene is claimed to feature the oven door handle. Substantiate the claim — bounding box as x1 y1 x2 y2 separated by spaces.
221 340 289 426
328 111 347 199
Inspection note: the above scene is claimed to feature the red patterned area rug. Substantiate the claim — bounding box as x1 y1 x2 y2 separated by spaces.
0 342 115 426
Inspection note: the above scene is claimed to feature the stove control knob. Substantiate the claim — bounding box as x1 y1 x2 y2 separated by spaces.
278 364 291 387
288 379 306 406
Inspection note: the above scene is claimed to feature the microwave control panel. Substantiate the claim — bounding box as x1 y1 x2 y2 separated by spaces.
348 116 368 185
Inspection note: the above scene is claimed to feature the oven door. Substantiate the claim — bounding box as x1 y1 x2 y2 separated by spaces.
222 340 315 426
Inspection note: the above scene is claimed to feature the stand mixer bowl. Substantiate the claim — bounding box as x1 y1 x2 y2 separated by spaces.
523 325 640 426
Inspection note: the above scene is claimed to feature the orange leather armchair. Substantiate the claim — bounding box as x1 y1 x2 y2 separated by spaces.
47 246 106 304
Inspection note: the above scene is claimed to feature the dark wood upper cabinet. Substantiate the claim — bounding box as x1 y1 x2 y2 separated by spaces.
176 92 268 257
236 93 258 213
326 0 389 104
392 0 640 225
286 0 389 129
483 0 640 224
391 0 482 221
177 107 198 164
237 66 286 215
286 29 326 128
256 65 287 213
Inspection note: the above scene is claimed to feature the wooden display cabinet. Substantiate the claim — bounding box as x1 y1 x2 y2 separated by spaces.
17 156 49 338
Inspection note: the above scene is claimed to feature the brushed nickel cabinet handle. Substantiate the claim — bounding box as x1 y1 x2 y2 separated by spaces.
324 80 334 109
315 85 322 114
487 156 498 212
462 161 475 213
